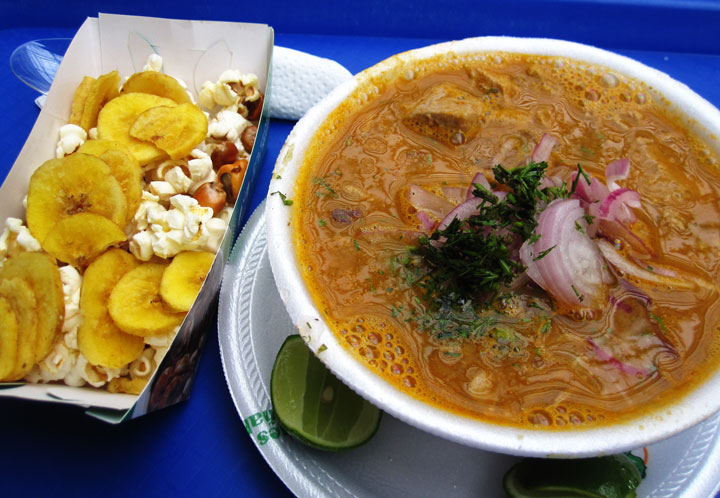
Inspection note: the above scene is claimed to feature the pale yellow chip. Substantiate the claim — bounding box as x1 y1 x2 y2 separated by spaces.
0 252 64 372
76 138 133 157
121 71 192 104
108 263 186 337
0 297 19 381
97 92 176 165
129 103 208 160
160 251 215 312
26 153 127 244
107 375 150 395
68 76 96 126
0 278 38 380
98 149 143 223
78 249 144 368
43 213 127 269
79 71 121 131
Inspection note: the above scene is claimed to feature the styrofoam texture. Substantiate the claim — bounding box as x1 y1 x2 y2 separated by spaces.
268 46 353 120
265 36 720 457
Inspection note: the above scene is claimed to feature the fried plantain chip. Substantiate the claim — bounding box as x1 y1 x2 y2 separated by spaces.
68 76 96 127
78 249 144 368
0 252 64 374
43 213 127 269
78 71 121 131
97 92 177 165
129 103 208 160
121 71 191 104
26 153 127 244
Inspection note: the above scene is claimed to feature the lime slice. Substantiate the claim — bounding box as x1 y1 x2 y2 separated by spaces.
270 334 382 451
503 454 644 498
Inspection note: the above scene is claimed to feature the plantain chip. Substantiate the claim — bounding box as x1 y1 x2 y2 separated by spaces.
121 71 191 104
43 213 127 269
78 70 121 131
78 249 144 368
108 263 186 337
0 252 64 375
129 103 208 160
26 153 127 244
97 92 177 165
68 76 96 127
0 281 35 381
0 297 19 381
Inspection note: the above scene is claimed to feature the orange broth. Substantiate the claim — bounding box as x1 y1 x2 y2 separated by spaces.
292 52 720 429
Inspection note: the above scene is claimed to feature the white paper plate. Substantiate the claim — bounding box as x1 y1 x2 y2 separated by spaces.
218 200 720 497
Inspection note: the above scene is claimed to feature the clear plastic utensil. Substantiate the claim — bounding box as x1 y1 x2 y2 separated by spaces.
10 38 71 95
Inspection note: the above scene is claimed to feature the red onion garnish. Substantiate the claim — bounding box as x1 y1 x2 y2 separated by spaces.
587 338 650 378
596 238 717 292
441 186 466 205
598 188 641 224
437 197 484 231
417 210 435 231
519 199 614 309
466 172 492 200
408 184 454 219
531 133 558 163
605 158 630 191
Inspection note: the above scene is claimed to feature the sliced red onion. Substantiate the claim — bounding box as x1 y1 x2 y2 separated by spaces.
598 188 641 224
437 197 484 231
571 171 609 207
466 172 492 200
596 238 716 292
605 158 630 191
408 184 454 219
441 186 466 205
416 210 435 231
587 338 649 378
539 175 561 189
531 133 557 163
519 199 613 309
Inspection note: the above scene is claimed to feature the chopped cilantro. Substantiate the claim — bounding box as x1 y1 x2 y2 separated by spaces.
271 191 293 205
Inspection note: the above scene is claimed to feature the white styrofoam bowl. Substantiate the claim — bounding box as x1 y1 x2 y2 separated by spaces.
265 37 720 457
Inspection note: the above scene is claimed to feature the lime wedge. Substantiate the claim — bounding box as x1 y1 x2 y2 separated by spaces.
270 334 382 451
503 454 644 498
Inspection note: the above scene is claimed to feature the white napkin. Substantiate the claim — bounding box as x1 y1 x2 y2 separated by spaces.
268 46 353 120
34 46 353 121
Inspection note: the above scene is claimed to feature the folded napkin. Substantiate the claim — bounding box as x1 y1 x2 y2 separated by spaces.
268 46 353 120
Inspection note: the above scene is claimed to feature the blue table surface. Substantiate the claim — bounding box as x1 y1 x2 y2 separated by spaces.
2 5 720 497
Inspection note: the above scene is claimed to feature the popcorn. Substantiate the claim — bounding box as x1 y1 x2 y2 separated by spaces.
208 110 251 144
0 217 41 266
198 70 261 113
187 149 215 187
55 124 87 158
129 194 220 260
143 53 163 72
129 349 155 379
164 166 194 194
59 265 82 334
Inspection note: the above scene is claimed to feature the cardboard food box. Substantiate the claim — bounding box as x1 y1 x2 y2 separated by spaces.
0 13 273 422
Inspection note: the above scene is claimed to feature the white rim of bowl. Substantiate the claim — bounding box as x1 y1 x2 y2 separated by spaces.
265 36 720 457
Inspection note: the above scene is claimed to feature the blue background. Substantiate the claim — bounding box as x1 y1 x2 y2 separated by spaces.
2 1 720 496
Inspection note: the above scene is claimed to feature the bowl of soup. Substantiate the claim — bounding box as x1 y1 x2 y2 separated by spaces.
265 37 720 457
